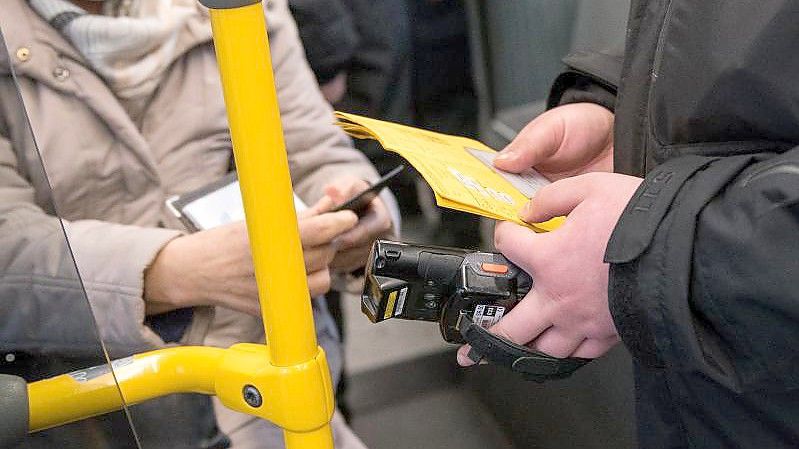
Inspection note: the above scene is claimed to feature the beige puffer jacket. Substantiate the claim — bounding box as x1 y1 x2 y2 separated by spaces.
0 0 382 356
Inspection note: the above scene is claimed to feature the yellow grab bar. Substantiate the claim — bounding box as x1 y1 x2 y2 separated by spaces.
28 346 224 432
28 345 333 435
201 1 335 447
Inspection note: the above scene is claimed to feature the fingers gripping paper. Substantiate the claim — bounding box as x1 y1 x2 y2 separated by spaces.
335 112 563 232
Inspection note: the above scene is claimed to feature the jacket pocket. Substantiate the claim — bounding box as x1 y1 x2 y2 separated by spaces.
648 0 799 151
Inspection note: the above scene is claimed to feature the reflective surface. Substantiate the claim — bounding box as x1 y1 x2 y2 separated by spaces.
0 8 241 446
0 25 142 449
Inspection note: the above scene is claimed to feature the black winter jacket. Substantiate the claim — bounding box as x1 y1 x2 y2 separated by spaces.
550 2 799 448
288 0 358 84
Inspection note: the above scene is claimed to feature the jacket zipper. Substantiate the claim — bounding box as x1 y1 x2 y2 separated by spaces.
643 0 676 173
651 0 676 80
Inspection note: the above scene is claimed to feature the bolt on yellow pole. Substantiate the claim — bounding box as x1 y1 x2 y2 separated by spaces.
198 0 335 447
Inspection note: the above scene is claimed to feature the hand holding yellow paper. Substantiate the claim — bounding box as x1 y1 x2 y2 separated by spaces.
335 112 563 232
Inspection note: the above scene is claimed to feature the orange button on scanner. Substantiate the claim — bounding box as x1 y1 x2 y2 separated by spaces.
481 263 509 274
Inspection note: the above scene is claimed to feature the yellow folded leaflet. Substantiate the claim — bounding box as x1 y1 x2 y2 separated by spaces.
335 112 563 232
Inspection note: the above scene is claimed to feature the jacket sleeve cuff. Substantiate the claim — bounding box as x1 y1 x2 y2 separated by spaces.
602 155 720 366
64 221 190 354
604 155 718 264
550 75 617 112
603 153 765 369
547 49 624 112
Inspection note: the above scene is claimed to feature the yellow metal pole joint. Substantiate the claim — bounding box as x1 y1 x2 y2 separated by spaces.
214 344 335 432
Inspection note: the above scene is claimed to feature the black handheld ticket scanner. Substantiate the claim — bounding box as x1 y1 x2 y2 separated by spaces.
361 240 591 382
361 240 531 343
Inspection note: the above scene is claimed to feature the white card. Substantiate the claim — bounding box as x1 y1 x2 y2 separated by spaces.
465 147 551 198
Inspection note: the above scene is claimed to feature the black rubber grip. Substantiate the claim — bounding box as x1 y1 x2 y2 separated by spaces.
0 374 28 448
459 315 591 382
198 0 261 9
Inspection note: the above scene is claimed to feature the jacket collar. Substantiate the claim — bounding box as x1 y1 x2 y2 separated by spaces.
0 0 86 80
0 0 165 185
1 1 215 80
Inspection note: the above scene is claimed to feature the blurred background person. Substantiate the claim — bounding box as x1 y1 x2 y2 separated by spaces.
405 0 480 248
291 0 481 248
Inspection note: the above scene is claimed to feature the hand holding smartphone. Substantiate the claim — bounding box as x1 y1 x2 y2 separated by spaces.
332 165 404 215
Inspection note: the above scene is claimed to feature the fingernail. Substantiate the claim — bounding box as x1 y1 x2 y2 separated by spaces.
518 202 534 221
495 151 515 163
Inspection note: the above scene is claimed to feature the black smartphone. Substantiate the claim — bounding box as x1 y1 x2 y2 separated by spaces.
332 165 405 215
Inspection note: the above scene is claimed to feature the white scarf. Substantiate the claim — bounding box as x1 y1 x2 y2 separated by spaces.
29 0 212 117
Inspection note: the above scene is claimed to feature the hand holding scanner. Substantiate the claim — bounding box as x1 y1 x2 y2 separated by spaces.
360 240 591 381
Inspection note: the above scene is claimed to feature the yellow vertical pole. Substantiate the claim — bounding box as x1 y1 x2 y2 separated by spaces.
198 1 334 447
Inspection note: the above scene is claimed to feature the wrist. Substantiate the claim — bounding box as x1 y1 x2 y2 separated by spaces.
144 236 199 314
